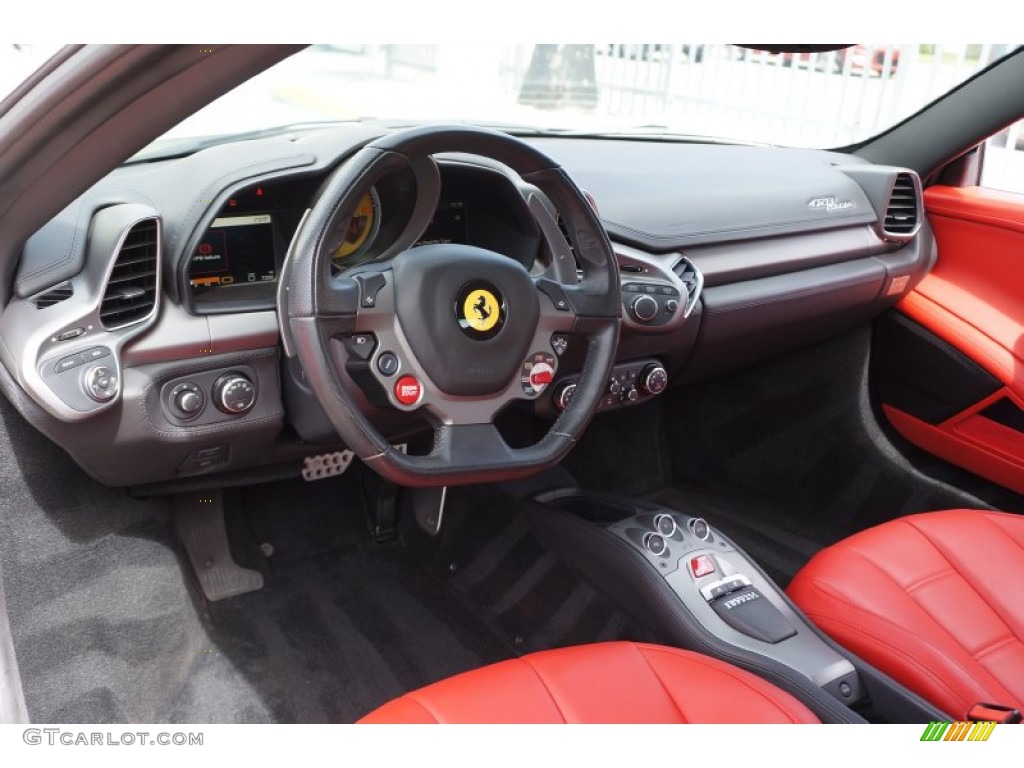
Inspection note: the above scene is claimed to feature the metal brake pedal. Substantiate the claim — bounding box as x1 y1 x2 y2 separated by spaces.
173 490 263 602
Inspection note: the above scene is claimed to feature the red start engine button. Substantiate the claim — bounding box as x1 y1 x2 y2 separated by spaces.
394 375 422 406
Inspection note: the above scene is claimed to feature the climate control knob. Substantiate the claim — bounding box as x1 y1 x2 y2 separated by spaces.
640 364 669 396
631 295 659 322
213 373 257 415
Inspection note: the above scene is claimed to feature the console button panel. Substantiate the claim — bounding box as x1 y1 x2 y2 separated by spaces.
604 506 860 700
159 364 260 427
622 282 683 327
553 358 668 414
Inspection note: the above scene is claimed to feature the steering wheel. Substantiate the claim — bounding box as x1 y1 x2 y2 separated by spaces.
280 125 620 487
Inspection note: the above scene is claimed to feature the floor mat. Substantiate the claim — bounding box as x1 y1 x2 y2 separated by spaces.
0 397 513 723
404 482 657 654
201 544 513 723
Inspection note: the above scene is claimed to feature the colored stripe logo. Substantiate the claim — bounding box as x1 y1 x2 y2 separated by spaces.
920 721 997 742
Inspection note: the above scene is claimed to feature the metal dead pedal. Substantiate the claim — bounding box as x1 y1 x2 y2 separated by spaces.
173 490 263 602
301 443 407 482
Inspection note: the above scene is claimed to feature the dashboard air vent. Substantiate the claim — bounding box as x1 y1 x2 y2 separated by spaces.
31 281 74 309
883 173 919 236
671 256 705 318
673 259 701 298
99 218 159 329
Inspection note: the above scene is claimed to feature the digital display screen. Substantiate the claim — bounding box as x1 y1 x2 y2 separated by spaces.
415 200 467 247
189 214 276 289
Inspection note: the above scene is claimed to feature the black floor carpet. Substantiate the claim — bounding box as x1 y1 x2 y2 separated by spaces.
0 393 642 723
404 482 656 654
0 397 516 723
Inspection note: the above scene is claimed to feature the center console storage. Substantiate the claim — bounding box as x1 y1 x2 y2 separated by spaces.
524 488 946 724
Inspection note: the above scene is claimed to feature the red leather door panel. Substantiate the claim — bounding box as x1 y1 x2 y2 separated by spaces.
889 185 1024 492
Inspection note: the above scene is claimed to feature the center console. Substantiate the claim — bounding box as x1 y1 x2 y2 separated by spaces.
524 488 945 724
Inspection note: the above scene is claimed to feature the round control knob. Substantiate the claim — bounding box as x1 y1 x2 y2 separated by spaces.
625 387 639 402
83 365 118 402
213 373 257 415
608 380 623 396
640 364 669 396
554 382 577 412
178 391 201 414
631 295 659 322
168 382 204 419
653 513 677 538
688 517 712 542
642 532 668 557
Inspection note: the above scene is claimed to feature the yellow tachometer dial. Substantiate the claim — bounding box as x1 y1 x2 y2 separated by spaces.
332 188 380 263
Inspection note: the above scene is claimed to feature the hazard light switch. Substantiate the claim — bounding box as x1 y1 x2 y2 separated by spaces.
690 555 716 578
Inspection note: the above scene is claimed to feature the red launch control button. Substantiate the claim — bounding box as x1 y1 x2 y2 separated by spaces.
394 375 422 406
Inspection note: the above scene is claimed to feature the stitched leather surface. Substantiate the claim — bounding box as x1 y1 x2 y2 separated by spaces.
358 641 819 723
789 509 1024 719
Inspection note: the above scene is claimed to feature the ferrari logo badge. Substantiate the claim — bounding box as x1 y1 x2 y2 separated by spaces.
462 289 500 332
455 282 506 339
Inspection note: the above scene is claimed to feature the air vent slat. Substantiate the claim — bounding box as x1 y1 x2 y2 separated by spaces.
31 281 74 309
99 218 159 329
882 173 920 236
110 253 157 266
106 270 157 285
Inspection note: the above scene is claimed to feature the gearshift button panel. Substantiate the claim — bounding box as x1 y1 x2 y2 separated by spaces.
710 586 798 644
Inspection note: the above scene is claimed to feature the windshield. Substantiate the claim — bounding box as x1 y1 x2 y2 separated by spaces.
158 44 1015 150
0 44 62 100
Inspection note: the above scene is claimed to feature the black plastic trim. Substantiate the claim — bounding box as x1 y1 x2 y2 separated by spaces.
873 312 1001 425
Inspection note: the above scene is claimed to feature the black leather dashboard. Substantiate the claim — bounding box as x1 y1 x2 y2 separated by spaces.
0 125 933 489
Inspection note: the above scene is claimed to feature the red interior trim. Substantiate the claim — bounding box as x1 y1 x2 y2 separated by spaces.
883 403 1024 495
886 185 1024 491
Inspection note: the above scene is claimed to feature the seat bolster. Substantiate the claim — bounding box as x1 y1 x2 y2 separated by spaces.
359 641 819 724
789 510 1024 719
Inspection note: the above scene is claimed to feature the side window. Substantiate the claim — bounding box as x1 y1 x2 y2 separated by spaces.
981 119 1024 194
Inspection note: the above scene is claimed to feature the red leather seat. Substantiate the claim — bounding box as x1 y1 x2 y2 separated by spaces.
359 641 818 723
788 509 1024 719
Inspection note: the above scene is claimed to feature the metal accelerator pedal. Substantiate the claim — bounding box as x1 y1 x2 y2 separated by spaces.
173 489 264 602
